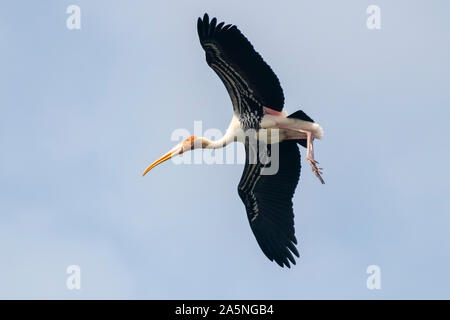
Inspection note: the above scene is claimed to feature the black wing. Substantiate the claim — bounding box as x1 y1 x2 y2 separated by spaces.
238 140 301 268
197 13 284 130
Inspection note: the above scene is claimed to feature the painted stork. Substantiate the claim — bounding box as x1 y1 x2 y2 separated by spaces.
142 14 324 268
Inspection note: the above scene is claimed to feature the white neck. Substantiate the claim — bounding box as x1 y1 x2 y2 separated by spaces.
202 115 241 149
202 136 230 149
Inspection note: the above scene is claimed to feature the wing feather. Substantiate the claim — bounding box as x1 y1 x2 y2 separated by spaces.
197 13 285 129
238 140 301 268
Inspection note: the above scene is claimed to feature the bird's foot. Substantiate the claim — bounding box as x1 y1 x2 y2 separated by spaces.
307 157 325 184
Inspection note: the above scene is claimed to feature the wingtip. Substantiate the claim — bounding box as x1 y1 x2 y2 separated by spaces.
210 17 217 29
197 13 209 25
279 260 292 269
216 21 225 30
198 13 213 39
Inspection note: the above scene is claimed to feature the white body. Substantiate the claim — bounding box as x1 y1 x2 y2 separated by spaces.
217 113 324 147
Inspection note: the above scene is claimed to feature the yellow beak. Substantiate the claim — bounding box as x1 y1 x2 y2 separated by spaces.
142 145 183 176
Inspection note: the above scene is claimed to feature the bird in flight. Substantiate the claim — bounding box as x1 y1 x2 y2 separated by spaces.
142 13 324 268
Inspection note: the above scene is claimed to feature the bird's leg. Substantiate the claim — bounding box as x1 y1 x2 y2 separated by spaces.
302 130 325 184
279 127 325 184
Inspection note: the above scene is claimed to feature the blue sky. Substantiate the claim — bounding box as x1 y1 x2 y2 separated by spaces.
0 0 449 299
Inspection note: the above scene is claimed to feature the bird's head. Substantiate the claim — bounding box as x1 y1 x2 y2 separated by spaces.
142 136 204 176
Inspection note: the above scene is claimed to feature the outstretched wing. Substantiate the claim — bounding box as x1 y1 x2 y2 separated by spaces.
238 140 301 268
197 13 284 129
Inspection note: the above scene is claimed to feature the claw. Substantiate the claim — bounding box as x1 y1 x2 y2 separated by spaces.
307 158 325 184
315 173 325 184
